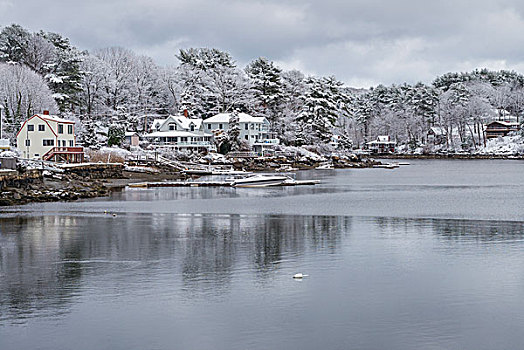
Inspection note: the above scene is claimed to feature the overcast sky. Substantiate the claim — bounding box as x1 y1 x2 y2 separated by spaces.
2 0 524 88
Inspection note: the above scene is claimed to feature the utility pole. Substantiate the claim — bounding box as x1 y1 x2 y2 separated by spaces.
0 104 3 140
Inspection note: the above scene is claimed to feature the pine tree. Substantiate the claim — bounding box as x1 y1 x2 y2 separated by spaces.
245 57 283 129
295 76 343 145
40 32 84 113
227 110 241 151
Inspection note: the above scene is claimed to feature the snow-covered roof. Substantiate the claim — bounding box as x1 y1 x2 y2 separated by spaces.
144 131 212 138
367 136 396 145
486 120 520 127
429 127 446 136
125 132 139 137
204 113 267 124
36 114 75 124
151 115 203 131
0 139 10 147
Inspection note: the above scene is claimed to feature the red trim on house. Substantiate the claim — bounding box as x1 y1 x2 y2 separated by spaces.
16 115 58 138
42 117 75 124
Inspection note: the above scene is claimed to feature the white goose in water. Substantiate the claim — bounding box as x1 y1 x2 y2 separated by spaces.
293 273 309 279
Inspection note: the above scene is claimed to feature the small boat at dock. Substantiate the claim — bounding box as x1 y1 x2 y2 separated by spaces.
231 174 290 188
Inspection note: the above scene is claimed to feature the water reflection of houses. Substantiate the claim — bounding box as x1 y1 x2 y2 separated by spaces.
0 216 84 322
0 213 350 320
374 217 524 243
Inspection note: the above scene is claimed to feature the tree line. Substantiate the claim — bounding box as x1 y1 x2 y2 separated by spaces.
1 23 523 150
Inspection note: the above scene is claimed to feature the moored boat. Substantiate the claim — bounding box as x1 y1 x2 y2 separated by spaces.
232 174 290 187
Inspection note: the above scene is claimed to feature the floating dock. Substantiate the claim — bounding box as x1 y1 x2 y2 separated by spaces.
128 179 320 188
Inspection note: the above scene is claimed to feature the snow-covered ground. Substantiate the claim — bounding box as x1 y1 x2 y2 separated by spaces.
477 135 524 155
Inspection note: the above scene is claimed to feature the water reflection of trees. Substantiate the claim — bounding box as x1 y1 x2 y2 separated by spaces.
373 217 524 242
0 214 350 322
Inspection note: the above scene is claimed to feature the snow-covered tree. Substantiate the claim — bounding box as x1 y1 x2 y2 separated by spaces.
245 57 283 127
295 76 344 145
176 48 250 118
78 53 109 117
0 63 57 141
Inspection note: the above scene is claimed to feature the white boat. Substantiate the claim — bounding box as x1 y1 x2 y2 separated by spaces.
374 163 399 169
316 163 334 170
232 174 290 188
275 164 299 172
211 167 251 175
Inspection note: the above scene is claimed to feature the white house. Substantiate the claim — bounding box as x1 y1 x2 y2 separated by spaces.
366 135 396 153
143 115 214 152
16 111 84 162
202 113 272 146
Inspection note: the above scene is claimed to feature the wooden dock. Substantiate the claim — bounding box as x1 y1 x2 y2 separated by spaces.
128 179 320 188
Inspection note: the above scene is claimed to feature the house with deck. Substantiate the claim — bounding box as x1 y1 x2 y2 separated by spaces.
143 115 215 152
484 121 520 139
202 113 275 147
16 111 84 162
366 135 396 153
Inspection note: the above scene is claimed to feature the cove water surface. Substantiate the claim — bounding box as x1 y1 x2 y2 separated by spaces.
1 159 523 350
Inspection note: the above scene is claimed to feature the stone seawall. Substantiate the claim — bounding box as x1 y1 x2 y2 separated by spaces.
60 163 124 179
0 169 43 190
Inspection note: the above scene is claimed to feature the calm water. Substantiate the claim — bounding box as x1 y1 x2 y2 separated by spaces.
0 159 523 350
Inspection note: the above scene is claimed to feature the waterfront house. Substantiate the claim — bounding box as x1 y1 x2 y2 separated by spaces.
124 131 140 146
366 135 396 153
202 113 274 146
16 111 84 162
143 115 214 152
485 121 520 139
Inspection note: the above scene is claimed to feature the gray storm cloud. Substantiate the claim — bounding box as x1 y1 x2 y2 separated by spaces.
2 0 524 87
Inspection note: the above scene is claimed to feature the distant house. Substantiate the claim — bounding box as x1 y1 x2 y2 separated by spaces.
16 111 84 163
124 132 140 146
366 135 396 153
143 115 214 152
427 127 448 145
485 121 520 139
0 139 10 151
252 138 280 156
202 113 274 146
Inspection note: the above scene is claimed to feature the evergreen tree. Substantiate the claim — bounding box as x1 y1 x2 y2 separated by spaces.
227 110 241 151
42 32 84 113
0 24 31 64
107 124 125 146
295 76 343 145
245 57 283 129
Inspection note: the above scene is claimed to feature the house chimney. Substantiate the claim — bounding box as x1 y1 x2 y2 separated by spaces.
43 110 50 115
183 109 189 118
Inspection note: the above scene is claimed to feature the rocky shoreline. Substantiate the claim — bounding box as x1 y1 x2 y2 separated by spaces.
4 152 516 208
376 153 524 160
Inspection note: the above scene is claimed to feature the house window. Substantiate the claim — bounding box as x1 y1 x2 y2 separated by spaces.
190 124 195 131
28 124 34 131
245 124 248 130
245 135 248 140
219 123 223 129
169 124 177 131
69 140 74 147
43 139 55 146
25 139 30 146
68 125 73 134
181 137 188 142
38 125 45 131
62 140 66 146
250 124 254 130
58 124 64 134
207 124 212 129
